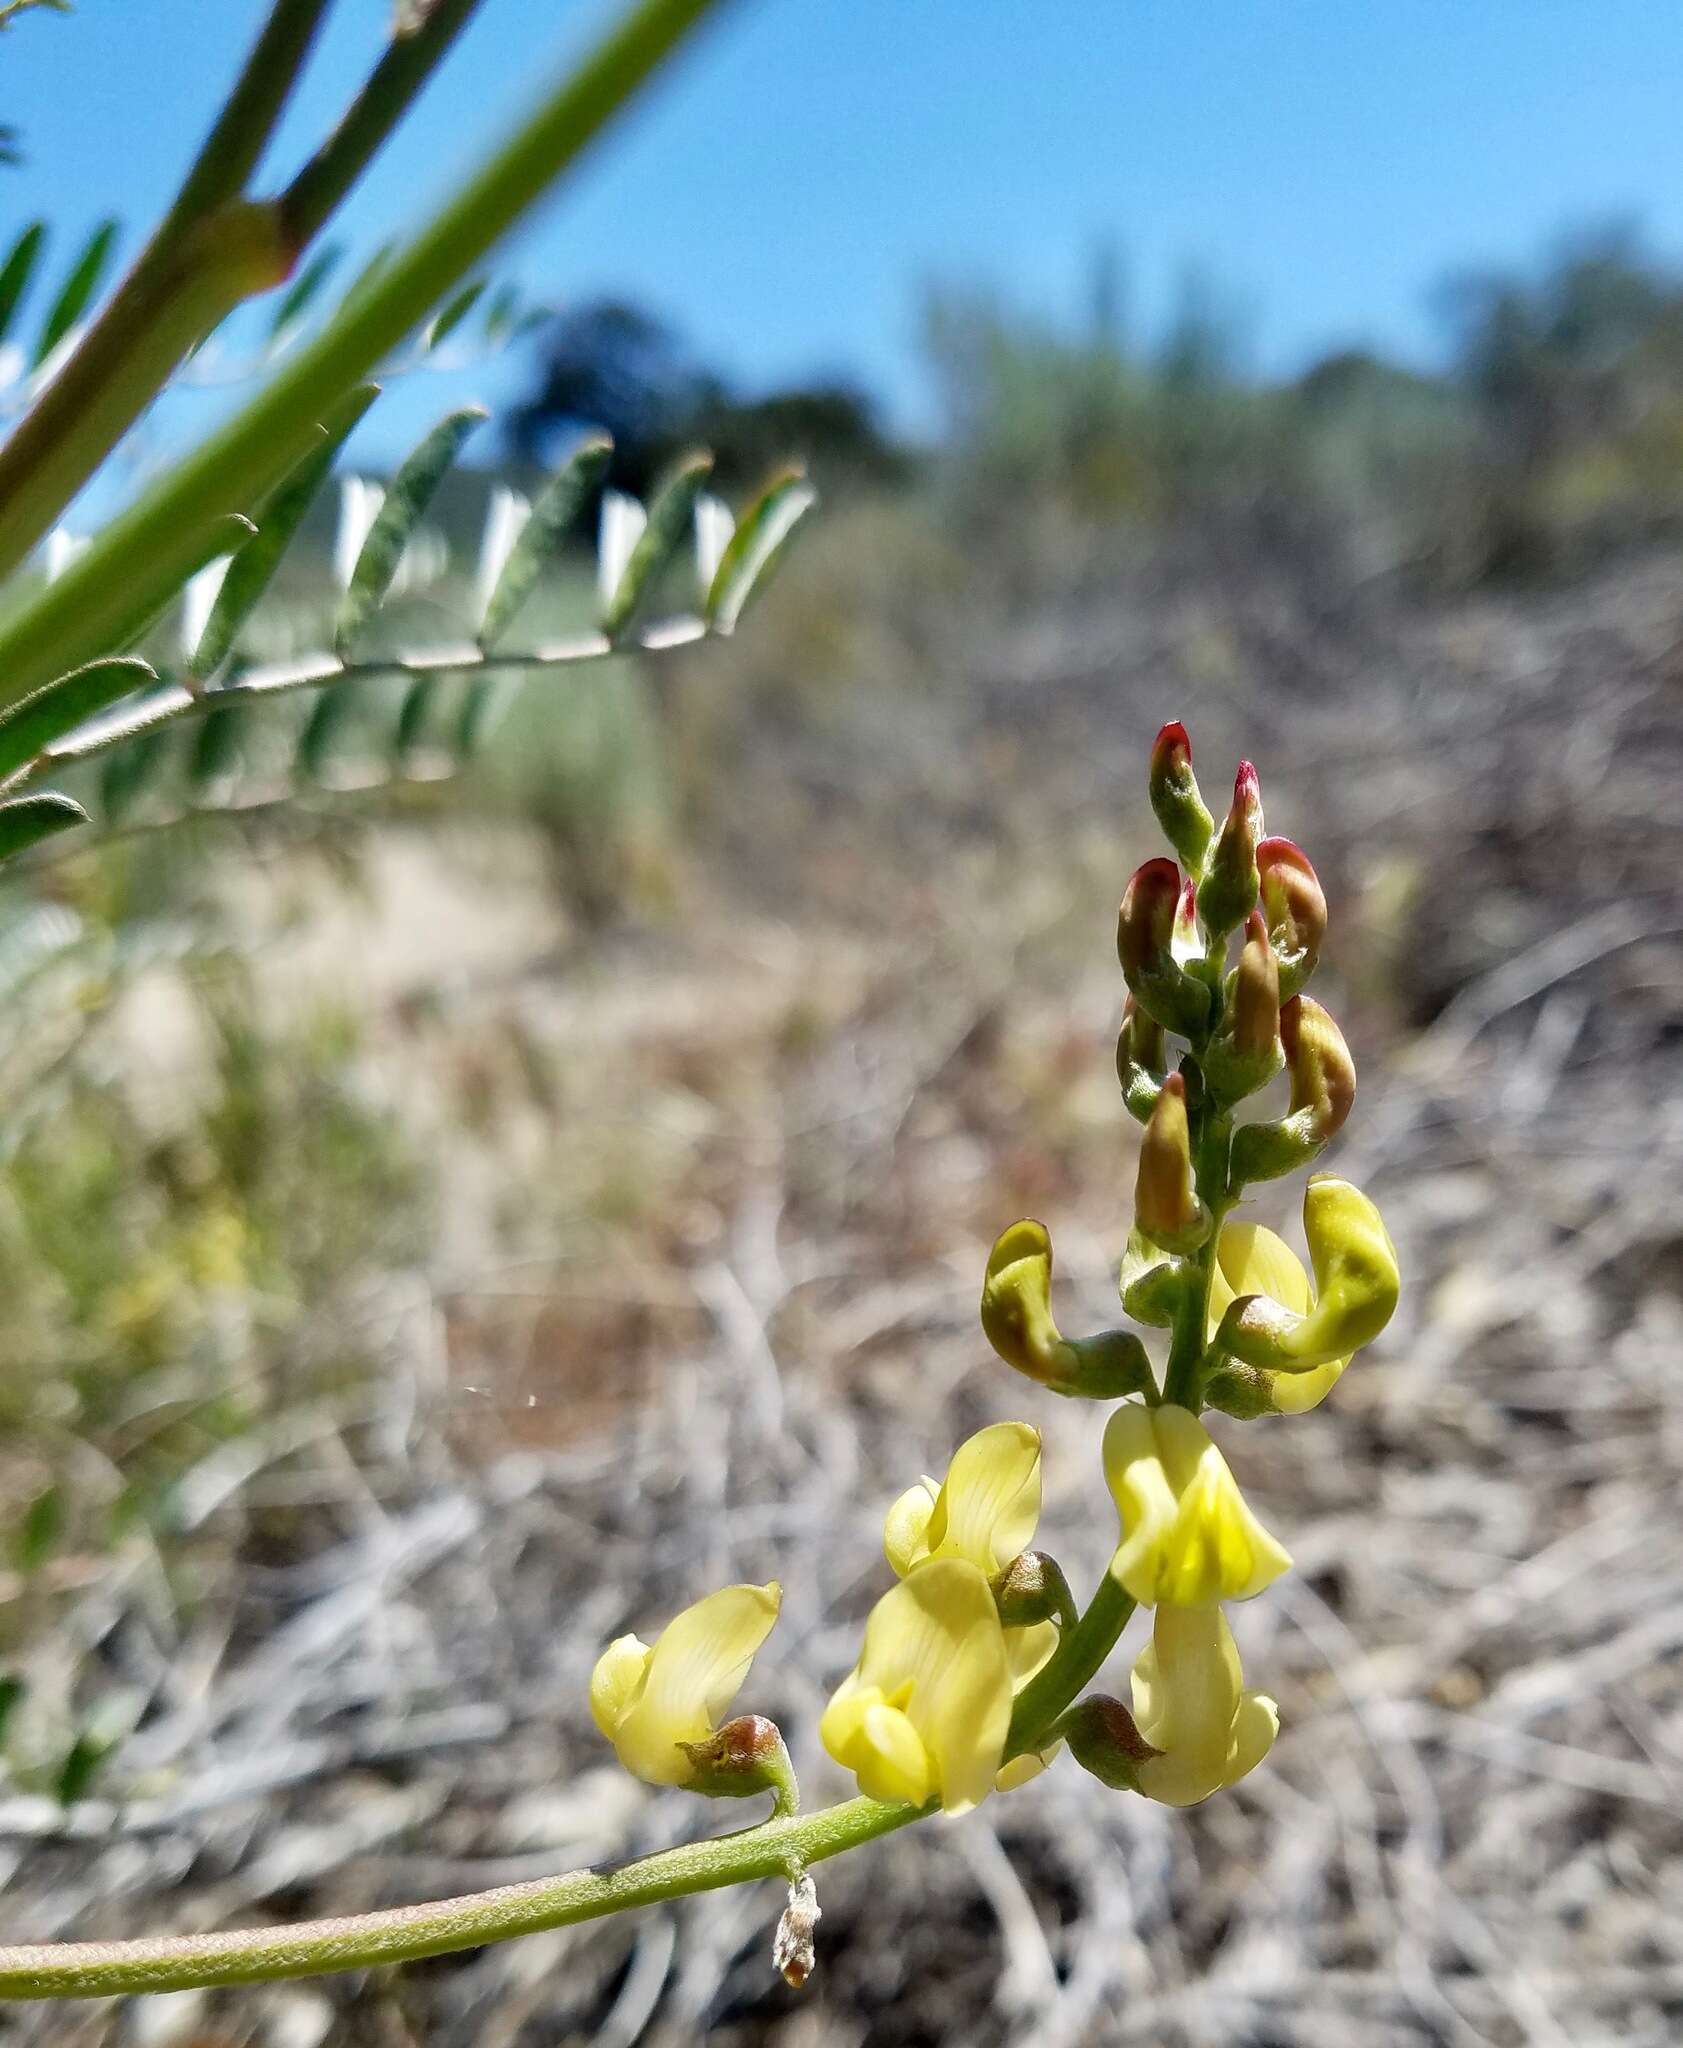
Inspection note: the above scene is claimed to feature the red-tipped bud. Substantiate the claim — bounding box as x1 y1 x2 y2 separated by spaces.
1281 993 1355 1139
1148 720 1214 871
1116 858 1180 981
1118 861 1211 1040
1232 911 1280 1059
1195 761 1263 940
1134 1073 1209 1251
1257 836 1327 998
1229 993 1357 1184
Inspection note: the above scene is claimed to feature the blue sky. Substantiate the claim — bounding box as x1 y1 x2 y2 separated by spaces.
6 0 1683 468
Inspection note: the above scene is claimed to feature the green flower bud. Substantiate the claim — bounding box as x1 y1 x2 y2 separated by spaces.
991 1549 1078 1632
1118 859 1212 1041
1134 1074 1211 1253
981 1220 1155 1400
1204 910 1284 1105
1116 994 1167 1125
1214 1174 1399 1373
1148 720 1214 871
1257 836 1327 998
1228 994 1355 1185
1195 761 1262 940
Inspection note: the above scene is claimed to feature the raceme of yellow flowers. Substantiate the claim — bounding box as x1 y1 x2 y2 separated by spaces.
589 722 1399 1826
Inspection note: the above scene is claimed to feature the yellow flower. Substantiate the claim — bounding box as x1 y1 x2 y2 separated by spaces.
821 1558 1013 1814
1131 1604 1279 1807
1103 1401 1291 1608
883 1421 1041 1579
590 1582 781 1787
1207 1176 1399 1411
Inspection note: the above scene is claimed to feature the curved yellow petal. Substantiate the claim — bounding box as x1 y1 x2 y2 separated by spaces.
884 1478 939 1576
605 1582 781 1786
925 1421 1042 1575
1104 1402 1291 1608
1004 1619 1060 1690
1208 1219 1350 1412
996 1739 1061 1792
589 1634 652 1742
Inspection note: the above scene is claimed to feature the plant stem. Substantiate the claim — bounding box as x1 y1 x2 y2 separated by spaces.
279 0 486 250
0 0 737 706
0 1795 925 2000
1005 1572 1136 1757
0 0 331 579
162 0 335 243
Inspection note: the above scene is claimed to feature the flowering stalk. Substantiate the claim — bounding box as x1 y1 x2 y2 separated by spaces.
0 722 1400 2002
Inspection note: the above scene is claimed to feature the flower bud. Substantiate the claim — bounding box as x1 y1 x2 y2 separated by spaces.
1171 875 1201 966
1148 720 1214 871
1115 994 1167 1125
1118 859 1211 1040
1228 994 1355 1185
1195 761 1263 940
1118 1226 1185 1328
1061 1693 1160 1793
1203 911 1284 1105
1257 836 1327 998
991 1548 1077 1631
981 1220 1155 1400
1103 1401 1291 1608
1134 1074 1210 1253
1214 1174 1399 1375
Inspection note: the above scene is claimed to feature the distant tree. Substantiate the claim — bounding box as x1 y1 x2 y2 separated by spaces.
512 296 905 503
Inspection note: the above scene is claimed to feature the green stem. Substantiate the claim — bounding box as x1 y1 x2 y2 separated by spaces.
278 0 486 249
0 0 736 706
1006 1572 1136 1756
0 0 330 580
0 1795 924 2001
162 0 335 243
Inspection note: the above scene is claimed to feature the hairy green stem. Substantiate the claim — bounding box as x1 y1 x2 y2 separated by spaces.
0 0 735 706
0 1796 924 2000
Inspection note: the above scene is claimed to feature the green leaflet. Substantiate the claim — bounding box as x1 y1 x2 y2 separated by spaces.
0 656 154 784
425 279 486 352
0 791 85 862
32 217 118 368
479 433 611 649
601 450 712 642
0 221 46 349
706 468 816 633
265 243 344 347
191 384 380 681
335 405 486 654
